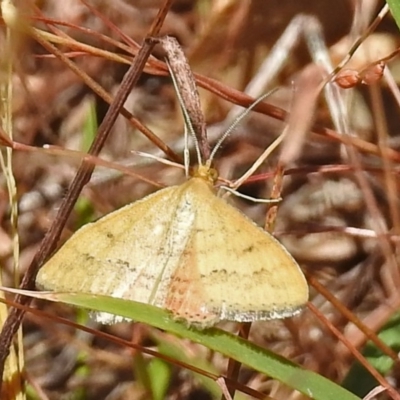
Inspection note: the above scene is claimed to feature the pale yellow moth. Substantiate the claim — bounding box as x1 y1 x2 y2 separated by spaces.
36 71 308 329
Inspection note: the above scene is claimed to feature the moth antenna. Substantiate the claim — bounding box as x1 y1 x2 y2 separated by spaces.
166 59 203 167
230 127 287 191
132 150 185 171
208 88 278 165
183 124 190 177
220 186 282 204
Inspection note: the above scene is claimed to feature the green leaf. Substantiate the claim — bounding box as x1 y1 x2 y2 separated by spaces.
342 312 400 397
46 292 361 400
74 197 95 228
386 0 400 31
82 98 97 152
147 357 172 400
133 352 153 398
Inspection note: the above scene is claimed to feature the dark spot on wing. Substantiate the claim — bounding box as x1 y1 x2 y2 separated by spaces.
83 253 95 261
243 245 254 253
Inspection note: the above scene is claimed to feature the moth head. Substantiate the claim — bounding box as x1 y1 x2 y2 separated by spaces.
193 162 218 184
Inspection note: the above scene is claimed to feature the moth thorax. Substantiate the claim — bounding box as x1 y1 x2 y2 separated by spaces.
193 164 218 184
